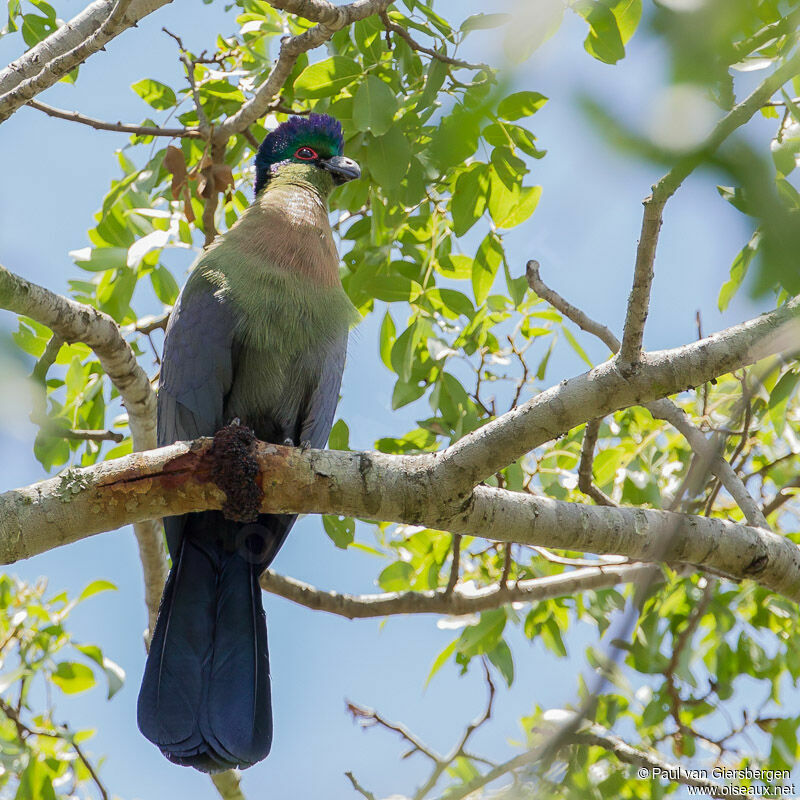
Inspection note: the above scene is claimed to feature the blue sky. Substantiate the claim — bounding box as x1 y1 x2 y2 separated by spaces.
0 1 777 798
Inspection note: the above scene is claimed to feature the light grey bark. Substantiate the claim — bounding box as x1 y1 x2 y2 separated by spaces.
259 563 659 618
434 295 800 500
214 0 395 138
0 264 167 633
527 260 770 528
0 436 798 603
0 0 172 121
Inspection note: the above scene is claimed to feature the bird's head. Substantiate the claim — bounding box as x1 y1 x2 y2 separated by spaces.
254 113 360 196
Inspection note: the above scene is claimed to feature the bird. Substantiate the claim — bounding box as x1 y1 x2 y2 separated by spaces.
137 113 360 773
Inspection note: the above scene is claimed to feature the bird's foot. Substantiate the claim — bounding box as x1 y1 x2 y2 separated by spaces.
228 417 242 427
300 440 311 451
283 437 294 447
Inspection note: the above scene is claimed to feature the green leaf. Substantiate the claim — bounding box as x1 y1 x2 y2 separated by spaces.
561 325 593 367
718 234 758 311
392 379 426 409
70 246 128 272
425 639 457 685
472 233 503 305
364 276 421 303
366 126 411 188
293 57 361 98
353 75 398 137
487 639 515 686
460 12 512 32
768 370 800 436
497 91 548 121
15 756 56 800
378 560 414 591
390 319 422 382
431 288 475 319
328 419 350 450
151 265 179 305
51 661 95 694
379 311 396 369
451 163 490 237
78 579 117 602
322 515 355 548
131 78 177 110
457 609 506 657
75 644 125 699
498 185 542 229
607 0 642 43
575 1 625 65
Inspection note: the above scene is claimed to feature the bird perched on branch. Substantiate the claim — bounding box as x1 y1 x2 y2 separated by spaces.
137 114 360 772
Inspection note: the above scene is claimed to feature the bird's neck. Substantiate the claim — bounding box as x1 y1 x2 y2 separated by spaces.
218 179 341 288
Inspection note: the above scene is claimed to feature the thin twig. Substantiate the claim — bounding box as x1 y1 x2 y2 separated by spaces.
444 533 461 595
379 11 490 71
617 49 800 366
577 418 618 507
345 771 377 800
0 698 109 800
348 701 441 763
664 579 715 754
261 563 659 619
27 99 200 137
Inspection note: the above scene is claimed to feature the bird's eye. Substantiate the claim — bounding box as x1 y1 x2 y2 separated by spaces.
295 147 318 161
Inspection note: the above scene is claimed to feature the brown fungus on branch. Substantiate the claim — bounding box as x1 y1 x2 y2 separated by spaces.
210 421 263 523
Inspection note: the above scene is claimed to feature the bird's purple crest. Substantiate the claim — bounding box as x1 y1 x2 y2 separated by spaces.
255 114 345 194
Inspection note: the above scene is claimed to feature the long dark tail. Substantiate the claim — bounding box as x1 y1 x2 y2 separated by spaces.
137 517 274 772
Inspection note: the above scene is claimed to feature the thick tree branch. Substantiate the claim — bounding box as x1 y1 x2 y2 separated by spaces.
618 49 800 365
214 0 394 139
1 278 798 616
438 286 800 500
0 264 166 632
260 563 657 618
0 0 170 99
526 260 772 529
26 99 200 138
2 436 799 603
0 0 172 123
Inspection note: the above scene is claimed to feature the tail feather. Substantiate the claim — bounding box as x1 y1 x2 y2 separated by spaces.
203 553 272 766
137 519 273 772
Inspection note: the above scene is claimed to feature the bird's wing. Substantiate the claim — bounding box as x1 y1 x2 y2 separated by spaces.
158 272 237 558
158 272 236 447
299 331 348 449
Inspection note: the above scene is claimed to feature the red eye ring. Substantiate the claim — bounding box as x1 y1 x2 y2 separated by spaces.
295 146 318 160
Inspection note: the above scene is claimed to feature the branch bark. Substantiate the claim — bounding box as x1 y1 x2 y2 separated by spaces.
259 563 658 618
0 0 173 123
434 290 800 501
2 265 798 620
526 260 772 529
214 0 394 139
27 99 201 138
617 49 800 366
437 723 726 800
1 436 799 603
0 264 167 632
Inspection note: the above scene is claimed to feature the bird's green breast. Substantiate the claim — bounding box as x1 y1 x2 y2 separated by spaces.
184 180 358 412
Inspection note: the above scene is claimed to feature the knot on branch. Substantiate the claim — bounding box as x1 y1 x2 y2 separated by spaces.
743 551 769 576
211 421 263 523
